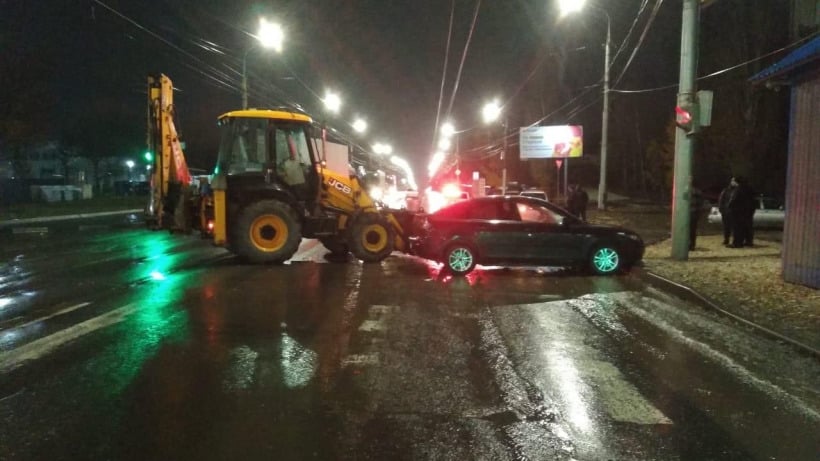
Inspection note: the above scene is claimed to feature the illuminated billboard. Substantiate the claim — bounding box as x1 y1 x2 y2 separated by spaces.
519 125 583 159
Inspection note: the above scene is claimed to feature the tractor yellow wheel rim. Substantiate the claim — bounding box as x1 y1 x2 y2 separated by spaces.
361 224 388 252
250 215 288 252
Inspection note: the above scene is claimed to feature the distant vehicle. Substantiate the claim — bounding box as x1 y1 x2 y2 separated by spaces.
520 189 549 202
707 196 785 228
421 183 470 213
410 195 644 276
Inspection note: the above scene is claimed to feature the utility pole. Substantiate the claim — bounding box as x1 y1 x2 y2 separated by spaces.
671 0 700 260
597 17 611 210
501 116 508 195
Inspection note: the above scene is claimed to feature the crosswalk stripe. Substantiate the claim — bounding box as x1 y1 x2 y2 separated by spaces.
8 302 91 331
0 303 137 372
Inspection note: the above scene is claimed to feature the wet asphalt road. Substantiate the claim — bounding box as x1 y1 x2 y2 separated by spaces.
1 215 818 460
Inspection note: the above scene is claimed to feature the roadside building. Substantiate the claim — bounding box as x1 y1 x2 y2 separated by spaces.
750 35 820 288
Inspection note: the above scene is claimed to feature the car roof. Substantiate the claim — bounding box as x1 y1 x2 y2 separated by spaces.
439 194 556 210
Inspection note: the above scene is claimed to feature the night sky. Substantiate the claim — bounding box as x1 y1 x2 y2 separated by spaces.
5 0 784 189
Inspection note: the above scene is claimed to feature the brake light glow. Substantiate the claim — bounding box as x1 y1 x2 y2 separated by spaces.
442 183 461 198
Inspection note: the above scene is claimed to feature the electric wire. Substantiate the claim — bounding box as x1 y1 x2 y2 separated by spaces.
608 0 650 71
445 0 482 118
432 0 456 152
611 0 665 89
610 32 820 94
91 0 239 94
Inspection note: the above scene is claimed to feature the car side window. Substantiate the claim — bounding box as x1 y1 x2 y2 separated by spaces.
516 202 560 224
435 201 470 220
468 201 502 220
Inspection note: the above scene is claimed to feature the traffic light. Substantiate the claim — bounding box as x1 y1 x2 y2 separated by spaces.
144 151 153 162
675 103 699 135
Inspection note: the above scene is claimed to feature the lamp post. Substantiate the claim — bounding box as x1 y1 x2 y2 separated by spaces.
125 160 135 181
482 100 507 194
560 0 610 210
242 18 284 109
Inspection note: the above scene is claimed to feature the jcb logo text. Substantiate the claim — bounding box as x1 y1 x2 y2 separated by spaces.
328 178 352 195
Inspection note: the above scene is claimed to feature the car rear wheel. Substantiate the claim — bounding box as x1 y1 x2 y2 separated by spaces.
589 245 622 275
445 243 477 276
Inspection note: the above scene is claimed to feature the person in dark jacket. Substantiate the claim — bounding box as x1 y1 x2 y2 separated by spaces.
717 177 737 246
567 184 589 220
729 176 755 248
689 187 705 250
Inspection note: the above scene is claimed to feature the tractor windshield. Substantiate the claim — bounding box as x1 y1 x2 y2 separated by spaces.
217 118 268 174
217 117 315 179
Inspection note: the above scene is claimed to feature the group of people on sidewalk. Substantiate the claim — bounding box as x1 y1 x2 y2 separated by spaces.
717 176 757 248
688 176 757 251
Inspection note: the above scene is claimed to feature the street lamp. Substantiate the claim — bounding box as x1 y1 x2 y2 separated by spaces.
561 0 611 210
352 118 367 133
125 160 135 180
481 100 508 194
372 143 392 155
242 18 284 109
323 91 341 113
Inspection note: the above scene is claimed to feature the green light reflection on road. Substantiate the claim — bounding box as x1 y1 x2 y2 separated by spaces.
95 233 197 398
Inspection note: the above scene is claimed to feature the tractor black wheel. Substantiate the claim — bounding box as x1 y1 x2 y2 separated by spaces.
348 213 395 263
233 200 302 264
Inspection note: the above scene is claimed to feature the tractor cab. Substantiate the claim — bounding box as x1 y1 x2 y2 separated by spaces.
215 109 319 205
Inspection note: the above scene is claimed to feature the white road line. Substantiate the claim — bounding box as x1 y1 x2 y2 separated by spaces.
582 357 673 425
8 302 91 331
0 303 137 372
341 353 380 366
519 300 673 426
358 319 386 332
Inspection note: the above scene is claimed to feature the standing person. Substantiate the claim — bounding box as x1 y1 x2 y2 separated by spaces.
743 181 757 247
729 176 755 248
718 177 737 246
689 186 705 250
575 184 589 221
566 184 579 217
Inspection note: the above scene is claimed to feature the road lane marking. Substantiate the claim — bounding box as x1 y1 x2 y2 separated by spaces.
341 353 380 366
510 301 674 426
582 357 673 425
0 303 137 372
11 227 48 234
358 319 386 332
8 302 91 331
630 299 820 422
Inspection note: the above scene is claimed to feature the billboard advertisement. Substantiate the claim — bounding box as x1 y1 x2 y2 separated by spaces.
519 125 583 159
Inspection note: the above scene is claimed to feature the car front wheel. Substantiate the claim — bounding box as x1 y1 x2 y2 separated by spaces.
589 245 622 275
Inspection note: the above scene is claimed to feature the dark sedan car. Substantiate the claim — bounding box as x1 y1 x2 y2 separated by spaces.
409 196 644 276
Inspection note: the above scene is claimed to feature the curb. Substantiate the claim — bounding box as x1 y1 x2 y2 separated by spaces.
0 209 143 228
635 267 820 360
